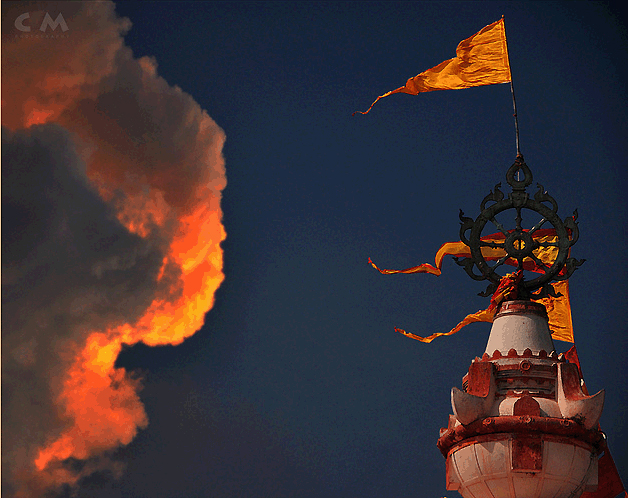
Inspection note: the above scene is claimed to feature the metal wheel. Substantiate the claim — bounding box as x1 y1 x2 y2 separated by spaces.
456 157 584 298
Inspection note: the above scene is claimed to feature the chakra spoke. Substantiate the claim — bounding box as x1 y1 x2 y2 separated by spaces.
491 255 509 271
479 240 505 249
529 217 547 235
488 217 509 237
528 252 549 270
515 207 523 231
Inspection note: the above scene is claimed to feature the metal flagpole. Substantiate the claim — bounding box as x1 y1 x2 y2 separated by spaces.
502 16 522 159
511 79 521 158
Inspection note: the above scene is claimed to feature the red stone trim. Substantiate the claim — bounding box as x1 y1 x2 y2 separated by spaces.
477 348 561 361
445 432 596 457
437 415 605 458
495 300 549 320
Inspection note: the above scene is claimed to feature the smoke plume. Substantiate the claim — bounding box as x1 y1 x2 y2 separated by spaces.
2 2 227 496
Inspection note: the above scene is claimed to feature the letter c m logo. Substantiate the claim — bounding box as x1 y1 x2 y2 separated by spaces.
14 12 69 33
40 13 69 32
14 13 31 32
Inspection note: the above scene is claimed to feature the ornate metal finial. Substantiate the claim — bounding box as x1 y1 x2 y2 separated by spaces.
455 155 585 299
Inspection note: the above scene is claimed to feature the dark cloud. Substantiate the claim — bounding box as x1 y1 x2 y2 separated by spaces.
1 2 227 496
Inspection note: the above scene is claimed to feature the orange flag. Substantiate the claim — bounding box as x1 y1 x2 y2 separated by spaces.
538 280 574 343
355 18 511 115
368 235 511 277
370 229 575 343
398 270 522 343
369 229 560 276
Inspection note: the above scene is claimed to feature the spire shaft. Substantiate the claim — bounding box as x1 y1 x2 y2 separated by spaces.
502 16 521 157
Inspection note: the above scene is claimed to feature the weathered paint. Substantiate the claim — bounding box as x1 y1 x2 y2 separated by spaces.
439 300 605 498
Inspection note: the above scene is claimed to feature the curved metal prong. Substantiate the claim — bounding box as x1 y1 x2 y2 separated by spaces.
454 257 486 281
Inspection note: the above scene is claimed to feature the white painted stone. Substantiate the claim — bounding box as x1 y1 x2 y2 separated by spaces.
446 437 597 498
485 313 555 356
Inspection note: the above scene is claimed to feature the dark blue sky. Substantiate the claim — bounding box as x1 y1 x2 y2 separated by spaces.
17 1 628 497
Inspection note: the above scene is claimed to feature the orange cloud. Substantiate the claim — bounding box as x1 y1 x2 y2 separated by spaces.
2 2 227 496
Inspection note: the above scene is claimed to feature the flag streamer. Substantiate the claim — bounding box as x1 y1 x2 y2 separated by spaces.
355 18 511 115
370 229 575 343
396 269 522 343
